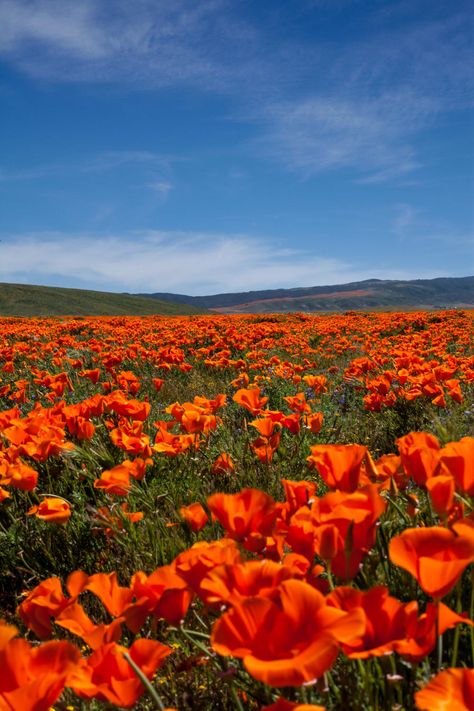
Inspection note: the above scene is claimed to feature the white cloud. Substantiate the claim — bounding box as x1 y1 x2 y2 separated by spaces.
252 91 434 180
0 0 261 90
146 180 173 202
0 1 471 186
0 150 170 182
0 230 447 295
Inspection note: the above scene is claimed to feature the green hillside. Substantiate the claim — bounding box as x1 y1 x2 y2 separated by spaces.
0 283 207 317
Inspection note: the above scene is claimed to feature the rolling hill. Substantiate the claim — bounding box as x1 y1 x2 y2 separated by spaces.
0 283 207 317
144 276 474 313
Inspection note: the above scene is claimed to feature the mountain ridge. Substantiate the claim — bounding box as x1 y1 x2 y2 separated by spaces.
141 275 474 313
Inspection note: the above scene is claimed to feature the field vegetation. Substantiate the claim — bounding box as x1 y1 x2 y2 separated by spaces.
0 309 473 710
0 283 206 317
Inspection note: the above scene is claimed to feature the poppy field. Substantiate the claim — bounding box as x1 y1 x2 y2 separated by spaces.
0 309 473 711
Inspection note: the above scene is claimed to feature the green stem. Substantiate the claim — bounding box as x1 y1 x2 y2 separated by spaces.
123 652 166 710
451 581 462 667
230 684 245 711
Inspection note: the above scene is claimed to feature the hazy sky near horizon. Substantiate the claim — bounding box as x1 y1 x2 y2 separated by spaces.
0 0 473 295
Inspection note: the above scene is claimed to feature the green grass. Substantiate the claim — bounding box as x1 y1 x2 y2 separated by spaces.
0 282 208 316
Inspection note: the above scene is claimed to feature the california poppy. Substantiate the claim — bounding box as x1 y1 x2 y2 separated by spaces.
179 502 209 532
389 526 474 599
307 444 369 492
415 668 474 711
211 579 364 687
28 497 71 524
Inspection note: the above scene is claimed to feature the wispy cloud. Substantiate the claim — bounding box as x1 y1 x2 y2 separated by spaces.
391 203 420 239
146 180 173 202
0 0 265 91
253 92 430 180
0 230 445 295
0 150 171 182
246 6 473 181
0 0 471 186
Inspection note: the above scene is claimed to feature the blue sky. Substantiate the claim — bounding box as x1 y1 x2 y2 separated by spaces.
0 0 473 295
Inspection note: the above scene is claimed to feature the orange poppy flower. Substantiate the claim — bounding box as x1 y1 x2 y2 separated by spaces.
252 430 282 464
283 392 311 414
179 502 209 532
327 586 412 658
208 488 277 551
233 387 268 415
0 625 80 711
306 411 323 434
127 565 192 630
173 538 242 598
250 417 279 438
281 479 316 515
396 432 441 486
55 601 123 649
211 452 235 474
69 638 172 707
425 474 455 519
211 579 364 687
439 437 474 496
415 668 474 711
4 461 39 491
389 526 474 599
18 577 69 638
28 497 71 524
394 600 473 663
94 463 132 495
307 444 368 492
303 374 328 394
94 503 144 537
84 571 134 617
200 559 294 606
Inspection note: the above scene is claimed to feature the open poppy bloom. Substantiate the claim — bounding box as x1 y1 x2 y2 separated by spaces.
173 538 242 598
199 559 294 607
396 432 441 486
307 444 369 492
0 621 80 711
69 638 172 707
28 496 71 524
94 463 133 495
389 526 474 599
208 488 277 552
18 577 70 639
127 565 192 630
232 387 268 415
394 601 473 663
326 585 410 658
211 579 364 687
415 668 474 711
55 601 124 650
84 571 134 618
439 437 474 496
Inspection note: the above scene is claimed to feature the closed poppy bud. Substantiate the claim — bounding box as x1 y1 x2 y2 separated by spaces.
306 412 323 434
426 474 455 519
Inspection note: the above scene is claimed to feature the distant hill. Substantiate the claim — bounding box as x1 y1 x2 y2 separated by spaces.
0 283 207 317
143 276 474 313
